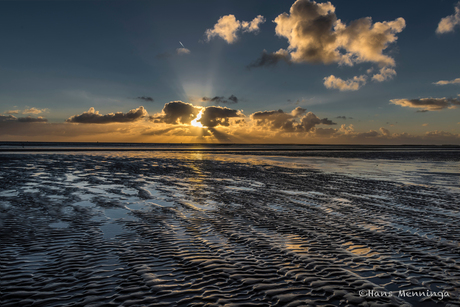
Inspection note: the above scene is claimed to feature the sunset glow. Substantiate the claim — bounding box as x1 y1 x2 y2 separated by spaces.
190 109 204 128
0 0 459 144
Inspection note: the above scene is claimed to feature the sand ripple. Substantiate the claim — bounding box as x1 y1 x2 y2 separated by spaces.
1 153 459 306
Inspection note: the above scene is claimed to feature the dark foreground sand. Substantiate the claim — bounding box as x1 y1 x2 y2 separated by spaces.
1 151 459 307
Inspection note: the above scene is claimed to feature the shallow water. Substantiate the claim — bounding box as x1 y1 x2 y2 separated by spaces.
0 151 459 306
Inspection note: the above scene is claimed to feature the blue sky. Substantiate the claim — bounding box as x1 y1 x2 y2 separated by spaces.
1 0 459 143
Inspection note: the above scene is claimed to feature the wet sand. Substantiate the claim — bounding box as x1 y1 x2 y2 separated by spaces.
1 150 459 306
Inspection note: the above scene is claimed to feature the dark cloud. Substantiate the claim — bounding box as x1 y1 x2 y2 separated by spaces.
0 115 17 121
18 116 48 123
301 112 335 132
247 49 291 69
66 106 147 124
380 127 391 137
200 106 243 128
150 102 243 128
150 101 201 125
251 108 335 132
228 95 238 103
390 97 460 111
336 116 347 120
0 115 47 123
201 95 239 104
137 96 154 102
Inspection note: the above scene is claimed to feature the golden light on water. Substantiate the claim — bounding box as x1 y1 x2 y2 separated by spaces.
191 109 204 128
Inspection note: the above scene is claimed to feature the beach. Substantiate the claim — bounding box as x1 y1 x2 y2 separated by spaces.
1 146 459 306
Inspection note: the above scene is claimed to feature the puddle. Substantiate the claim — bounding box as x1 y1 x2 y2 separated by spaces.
49 221 69 228
100 223 125 239
73 201 95 208
23 188 40 193
104 207 135 221
226 186 255 192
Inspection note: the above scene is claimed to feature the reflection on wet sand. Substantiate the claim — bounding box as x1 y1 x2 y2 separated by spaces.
0 151 459 306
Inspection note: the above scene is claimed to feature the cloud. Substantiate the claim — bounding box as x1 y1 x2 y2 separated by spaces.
0 115 18 122
17 116 48 123
205 14 265 43
251 107 335 132
151 101 243 128
3 108 48 114
390 97 460 111
200 95 239 104
200 106 243 128
4 110 20 114
436 2 460 34
323 75 367 91
372 67 396 82
150 101 201 125
67 106 148 124
137 96 154 102
254 0 405 68
228 95 238 103
379 127 390 136
241 15 266 33
433 78 460 85
0 114 47 122
291 106 307 117
176 48 191 55
247 49 291 69
23 107 48 114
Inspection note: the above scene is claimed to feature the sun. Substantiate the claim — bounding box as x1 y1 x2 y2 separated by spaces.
191 109 204 128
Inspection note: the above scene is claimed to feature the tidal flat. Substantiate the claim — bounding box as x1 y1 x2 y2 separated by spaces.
1 147 460 307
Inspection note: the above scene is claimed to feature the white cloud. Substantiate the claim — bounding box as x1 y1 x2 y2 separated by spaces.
372 67 396 82
176 48 191 55
436 2 460 34
433 77 460 85
390 97 460 111
242 15 265 33
272 0 405 67
205 14 266 43
23 107 49 114
4 110 20 114
323 75 367 91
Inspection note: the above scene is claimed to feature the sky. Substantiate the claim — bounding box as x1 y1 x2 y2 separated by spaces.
1 0 460 144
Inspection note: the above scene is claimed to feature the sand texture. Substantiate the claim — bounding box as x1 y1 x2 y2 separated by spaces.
1 152 459 307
